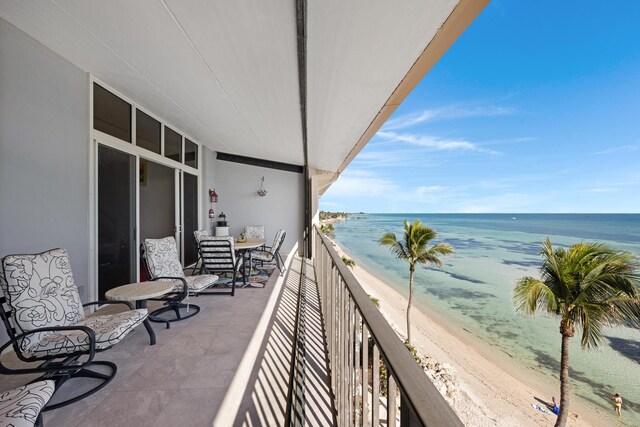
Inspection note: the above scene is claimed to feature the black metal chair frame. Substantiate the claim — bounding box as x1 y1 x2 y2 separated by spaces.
197 239 244 296
0 296 134 411
252 231 287 272
140 245 200 326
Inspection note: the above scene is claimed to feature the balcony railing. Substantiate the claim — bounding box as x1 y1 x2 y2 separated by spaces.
313 226 463 426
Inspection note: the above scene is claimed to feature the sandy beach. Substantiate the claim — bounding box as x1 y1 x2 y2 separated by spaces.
333 241 613 427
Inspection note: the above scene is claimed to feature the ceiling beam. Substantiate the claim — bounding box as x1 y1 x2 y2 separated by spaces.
296 0 308 167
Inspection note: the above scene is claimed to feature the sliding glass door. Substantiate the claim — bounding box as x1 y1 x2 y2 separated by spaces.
183 172 198 266
139 159 176 245
97 145 136 299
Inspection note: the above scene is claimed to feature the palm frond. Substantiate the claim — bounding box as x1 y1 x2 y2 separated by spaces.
513 277 557 315
516 238 640 349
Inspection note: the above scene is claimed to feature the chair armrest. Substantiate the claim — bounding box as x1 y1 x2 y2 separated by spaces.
83 300 135 310
0 325 96 375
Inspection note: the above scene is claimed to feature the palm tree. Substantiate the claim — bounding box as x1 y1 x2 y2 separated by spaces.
379 219 454 344
514 238 640 427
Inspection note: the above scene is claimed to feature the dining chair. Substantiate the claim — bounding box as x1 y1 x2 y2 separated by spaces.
197 236 244 295
0 248 147 411
251 229 286 274
141 237 219 323
243 225 265 250
191 229 210 275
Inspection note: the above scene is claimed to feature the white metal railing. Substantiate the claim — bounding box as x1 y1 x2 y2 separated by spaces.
313 226 463 426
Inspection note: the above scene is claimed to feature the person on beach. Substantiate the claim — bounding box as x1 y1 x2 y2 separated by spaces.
552 396 560 415
612 393 623 416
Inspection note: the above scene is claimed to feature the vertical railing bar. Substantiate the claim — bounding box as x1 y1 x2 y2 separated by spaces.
351 302 357 427
345 296 353 426
361 323 369 427
342 280 348 427
354 310 361 427
336 277 344 426
387 372 397 427
372 344 380 426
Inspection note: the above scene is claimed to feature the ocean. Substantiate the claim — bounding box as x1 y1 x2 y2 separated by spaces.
331 213 640 425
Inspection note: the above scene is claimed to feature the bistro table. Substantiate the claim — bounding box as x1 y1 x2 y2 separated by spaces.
105 281 174 346
234 237 266 284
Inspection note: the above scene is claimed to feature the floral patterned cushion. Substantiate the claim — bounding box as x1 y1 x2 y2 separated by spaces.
165 275 219 293
251 250 273 262
0 249 84 336
184 275 219 292
193 229 210 244
20 309 147 358
244 225 265 239
143 237 185 279
0 380 55 427
271 229 285 253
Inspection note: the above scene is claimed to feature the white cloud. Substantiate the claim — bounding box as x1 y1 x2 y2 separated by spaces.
595 144 640 155
586 187 618 193
382 104 516 131
377 130 500 154
326 170 398 198
416 185 447 194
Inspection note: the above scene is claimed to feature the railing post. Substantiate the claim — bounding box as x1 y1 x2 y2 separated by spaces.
388 373 397 427
361 324 369 427
372 344 380 426
354 310 361 427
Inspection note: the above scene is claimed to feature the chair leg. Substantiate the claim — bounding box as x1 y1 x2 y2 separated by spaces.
148 303 200 323
42 361 118 411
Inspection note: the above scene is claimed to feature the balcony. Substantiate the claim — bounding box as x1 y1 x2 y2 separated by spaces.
0 230 461 426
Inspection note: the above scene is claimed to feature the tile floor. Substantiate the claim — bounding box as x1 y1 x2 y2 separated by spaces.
0 262 293 427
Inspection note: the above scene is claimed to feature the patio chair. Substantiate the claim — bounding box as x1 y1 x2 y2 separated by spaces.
0 248 147 411
251 229 286 274
141 237 218 324
197 237 244 295
190 229 210 275
0 379 54 427
243 225 266 250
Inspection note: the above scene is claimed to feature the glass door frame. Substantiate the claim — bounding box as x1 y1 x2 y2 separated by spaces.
89 76 203 304
89 138 201 304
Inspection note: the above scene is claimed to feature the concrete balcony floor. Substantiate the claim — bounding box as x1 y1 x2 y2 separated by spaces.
0 258 311 426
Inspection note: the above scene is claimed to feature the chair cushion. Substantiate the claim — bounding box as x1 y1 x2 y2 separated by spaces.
0 380 55 427
252 251 273 262
271 229 285 255
20 309 147 358
0 249 84 335
193 230 210 244
143 237 185 279
169 275 219 293
244 225 265 239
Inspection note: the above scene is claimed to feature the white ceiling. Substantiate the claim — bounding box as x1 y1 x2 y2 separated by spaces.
0 0 461 172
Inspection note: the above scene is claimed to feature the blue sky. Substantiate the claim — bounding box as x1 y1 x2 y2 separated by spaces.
321 1 640 213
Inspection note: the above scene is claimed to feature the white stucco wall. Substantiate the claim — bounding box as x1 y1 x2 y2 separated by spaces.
212 159 304 254
0 18 89 297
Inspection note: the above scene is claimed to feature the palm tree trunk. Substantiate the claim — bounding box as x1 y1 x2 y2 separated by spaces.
555 333 571 427
407 265 414 344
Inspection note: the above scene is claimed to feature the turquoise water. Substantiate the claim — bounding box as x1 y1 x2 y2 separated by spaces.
332 214 640 425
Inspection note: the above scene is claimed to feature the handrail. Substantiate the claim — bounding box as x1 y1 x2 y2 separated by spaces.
314 225 463 426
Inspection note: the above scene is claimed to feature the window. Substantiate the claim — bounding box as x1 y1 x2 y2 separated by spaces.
164 126 182 162
93 83 131 142
185 139 198 168
136 110 161 154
